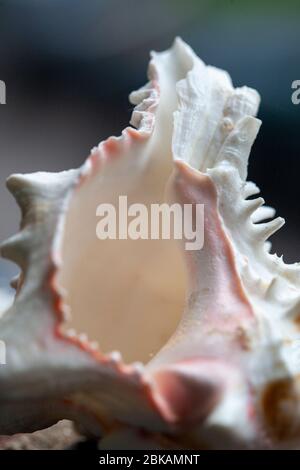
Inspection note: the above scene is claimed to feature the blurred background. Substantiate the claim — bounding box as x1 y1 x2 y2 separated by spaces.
0 0 299 294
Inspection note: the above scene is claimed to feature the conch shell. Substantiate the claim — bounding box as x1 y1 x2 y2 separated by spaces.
0 38 300 449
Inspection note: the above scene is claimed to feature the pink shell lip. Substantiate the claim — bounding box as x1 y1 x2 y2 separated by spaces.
171 160 256 334
151 358 225 425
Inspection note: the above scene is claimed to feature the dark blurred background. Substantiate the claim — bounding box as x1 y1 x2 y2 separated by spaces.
0 0 299 293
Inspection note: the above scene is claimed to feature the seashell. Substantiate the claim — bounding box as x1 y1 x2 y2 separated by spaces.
0 37 300 449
